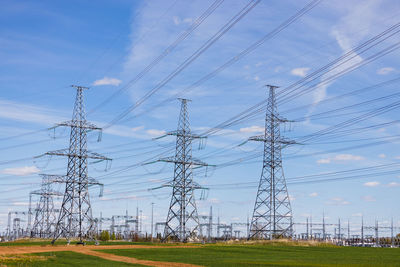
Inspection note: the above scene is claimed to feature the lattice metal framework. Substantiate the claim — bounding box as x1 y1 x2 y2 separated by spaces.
248 85 295 239
161 99 208 242
46 85 109 244
30 174 62 238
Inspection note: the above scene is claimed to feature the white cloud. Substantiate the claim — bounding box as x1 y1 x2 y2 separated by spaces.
334 154 364 161
1 166 40 176
0 99 66 126
92 77 122 86
377 67 395 75
317 154 364 164
183 18 193 24
239 125 264 133
146 129 166 137
290 67 310 77
131 125 145 132
362 195 376 202
307 1 380 116
328 197 350 205
309 192 318 197
172 16 180 25
387 182 400 187
364 181 380 187
253 76 260 81
317 158 331 164
378 153 386 158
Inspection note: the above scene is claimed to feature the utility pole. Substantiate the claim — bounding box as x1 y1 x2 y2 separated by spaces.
347 219 350 244
140 210 143 234
46 85 110 244
208 206 213 240
322 213 326 241
27 194 32 235
99 212 103 233
248 85 295 240
160 99 209 242
151 203 154 242
217 216 220 238
375 220 379 247
391 217 394 247
361 217 364 246
246 213 249 238
136 206 139 235
306 217 309 240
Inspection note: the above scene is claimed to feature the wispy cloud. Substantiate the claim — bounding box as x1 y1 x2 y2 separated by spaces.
377 67 395 75
363 181 380 187
317 153 364 164
1 166 40 176
307 0 381 116
0 98 66 126
92 77 122 86
386 182 400 187
362 195 376 202
239 125 264 133
327 197 350 205
290 67 310 77
146 129 166 137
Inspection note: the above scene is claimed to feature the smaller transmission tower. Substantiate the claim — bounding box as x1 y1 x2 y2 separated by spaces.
30 174 62 238
45 85 110 244
160 99 209 242
248 85 296 239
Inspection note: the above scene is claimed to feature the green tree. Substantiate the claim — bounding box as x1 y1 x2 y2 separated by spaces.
111 232 116 240
99 230 110 241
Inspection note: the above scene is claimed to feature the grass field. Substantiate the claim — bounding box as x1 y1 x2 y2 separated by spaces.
0 241 399 266
0 251 142 266
99 243 400 267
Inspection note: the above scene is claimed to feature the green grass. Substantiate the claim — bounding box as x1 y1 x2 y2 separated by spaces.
0 251 144 266
99 244 400 266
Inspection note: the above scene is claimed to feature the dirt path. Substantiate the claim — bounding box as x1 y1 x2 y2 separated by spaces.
0 244 202 267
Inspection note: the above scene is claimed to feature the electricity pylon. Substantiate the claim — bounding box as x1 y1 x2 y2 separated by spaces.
160 99 209 242
30 174 62 238
46 85 110 244
248 85 295 239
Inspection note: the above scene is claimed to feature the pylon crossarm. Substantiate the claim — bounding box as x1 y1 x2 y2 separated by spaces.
249 135 297 145
159 157 209 166
56 121 101 131
166 130 205 140
45 149 110 160
30 190 63 197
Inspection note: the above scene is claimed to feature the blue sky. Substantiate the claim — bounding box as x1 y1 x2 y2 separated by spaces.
1 0 400 237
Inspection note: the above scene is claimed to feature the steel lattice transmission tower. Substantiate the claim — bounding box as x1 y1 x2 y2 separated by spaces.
46 85 110 244
161 99 209 242
248 85 295 239
30 174 62 238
